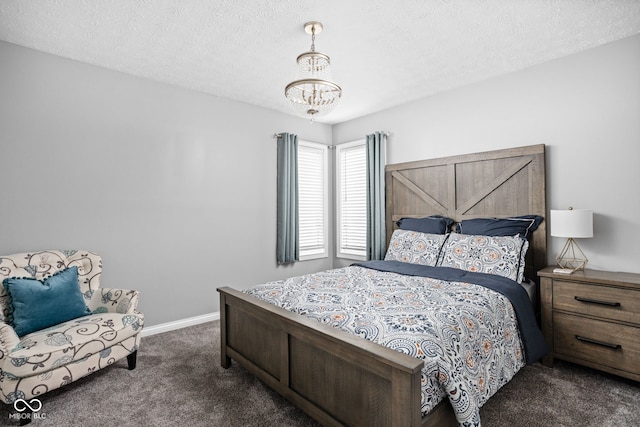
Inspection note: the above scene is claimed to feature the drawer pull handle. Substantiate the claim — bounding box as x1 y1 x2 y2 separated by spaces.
575 335 622 350
574 296 621 307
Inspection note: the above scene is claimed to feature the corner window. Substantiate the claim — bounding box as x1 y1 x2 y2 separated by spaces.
298 140 328 260
336 140 367 260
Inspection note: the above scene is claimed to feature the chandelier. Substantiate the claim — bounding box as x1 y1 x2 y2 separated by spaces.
285 21 342 122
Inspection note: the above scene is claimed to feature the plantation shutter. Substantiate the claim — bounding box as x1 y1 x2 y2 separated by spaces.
339 143 367 255
298 141 327 257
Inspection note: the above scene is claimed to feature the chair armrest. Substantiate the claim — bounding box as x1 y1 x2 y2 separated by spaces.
0 321 20 358
86 288 141 315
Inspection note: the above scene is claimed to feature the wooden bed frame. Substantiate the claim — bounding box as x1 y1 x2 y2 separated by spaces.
218 144 546 426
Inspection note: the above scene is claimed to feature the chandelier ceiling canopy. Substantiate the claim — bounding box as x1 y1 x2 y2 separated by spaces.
284 21 342 122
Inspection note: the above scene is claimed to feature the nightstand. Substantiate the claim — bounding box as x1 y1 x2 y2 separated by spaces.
538 267 640 382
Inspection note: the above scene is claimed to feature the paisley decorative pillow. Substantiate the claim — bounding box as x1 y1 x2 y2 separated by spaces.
384 229 449 266
516 238 530 283
438 233 527 282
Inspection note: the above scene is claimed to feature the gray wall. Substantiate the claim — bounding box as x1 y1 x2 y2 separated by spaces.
334 34 640 273
2 33 639 329
0 41 333 327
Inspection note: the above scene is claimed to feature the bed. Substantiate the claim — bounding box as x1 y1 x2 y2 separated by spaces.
218 144 547 426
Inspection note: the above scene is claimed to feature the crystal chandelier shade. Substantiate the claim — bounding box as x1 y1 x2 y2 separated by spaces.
285 22 342 121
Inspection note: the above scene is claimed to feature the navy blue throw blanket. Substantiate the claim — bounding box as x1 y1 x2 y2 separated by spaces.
353 260 549 364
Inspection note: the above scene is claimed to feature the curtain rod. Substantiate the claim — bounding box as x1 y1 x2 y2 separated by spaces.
273 131 390 138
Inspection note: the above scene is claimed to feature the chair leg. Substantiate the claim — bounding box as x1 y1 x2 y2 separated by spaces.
127 350 137 370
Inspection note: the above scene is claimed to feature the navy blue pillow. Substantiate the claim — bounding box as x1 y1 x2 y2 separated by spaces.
458 215 543 238
396 215 454 234
3 266 90 337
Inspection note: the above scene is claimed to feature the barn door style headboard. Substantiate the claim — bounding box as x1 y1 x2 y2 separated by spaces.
385 144 546 282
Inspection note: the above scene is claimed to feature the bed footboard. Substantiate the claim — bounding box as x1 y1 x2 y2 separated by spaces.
218 286 433 427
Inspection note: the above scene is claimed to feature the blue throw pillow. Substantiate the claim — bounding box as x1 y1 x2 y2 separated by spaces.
458 215 543 238
3 266 90 337
396 215 454 234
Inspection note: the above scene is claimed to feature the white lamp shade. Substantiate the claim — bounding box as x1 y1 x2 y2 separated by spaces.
550 209 593 238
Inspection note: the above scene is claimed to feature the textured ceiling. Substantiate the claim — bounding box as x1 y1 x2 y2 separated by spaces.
1 0 639 124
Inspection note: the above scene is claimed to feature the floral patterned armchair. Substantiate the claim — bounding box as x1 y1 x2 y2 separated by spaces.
0 250 143 419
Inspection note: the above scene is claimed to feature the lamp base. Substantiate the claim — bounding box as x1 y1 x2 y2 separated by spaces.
556 237 588 271
553 267 576 275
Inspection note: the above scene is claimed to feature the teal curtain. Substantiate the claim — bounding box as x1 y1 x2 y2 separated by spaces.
366 132 387 260
276 133 299 264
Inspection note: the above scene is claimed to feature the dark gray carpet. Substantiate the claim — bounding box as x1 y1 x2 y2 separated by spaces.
1 321 638 426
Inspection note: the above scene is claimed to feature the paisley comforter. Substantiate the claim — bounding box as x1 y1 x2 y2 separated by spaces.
246 261 547 426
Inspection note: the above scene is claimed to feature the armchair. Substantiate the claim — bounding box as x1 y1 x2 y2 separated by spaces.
0 250 143 421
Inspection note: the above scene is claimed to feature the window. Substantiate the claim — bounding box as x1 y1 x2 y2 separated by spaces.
336 140 367 260
298 140 328 260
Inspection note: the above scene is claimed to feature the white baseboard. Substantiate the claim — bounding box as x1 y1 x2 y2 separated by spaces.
141 312 220 337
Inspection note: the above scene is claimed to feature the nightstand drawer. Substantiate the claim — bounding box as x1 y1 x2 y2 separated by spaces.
554 312 640 375
553 280 640 325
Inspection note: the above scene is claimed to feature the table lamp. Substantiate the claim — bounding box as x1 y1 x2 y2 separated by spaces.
550 208 593 274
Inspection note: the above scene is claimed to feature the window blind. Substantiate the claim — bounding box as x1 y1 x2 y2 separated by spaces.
298 141 327 258
337 142 366 258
